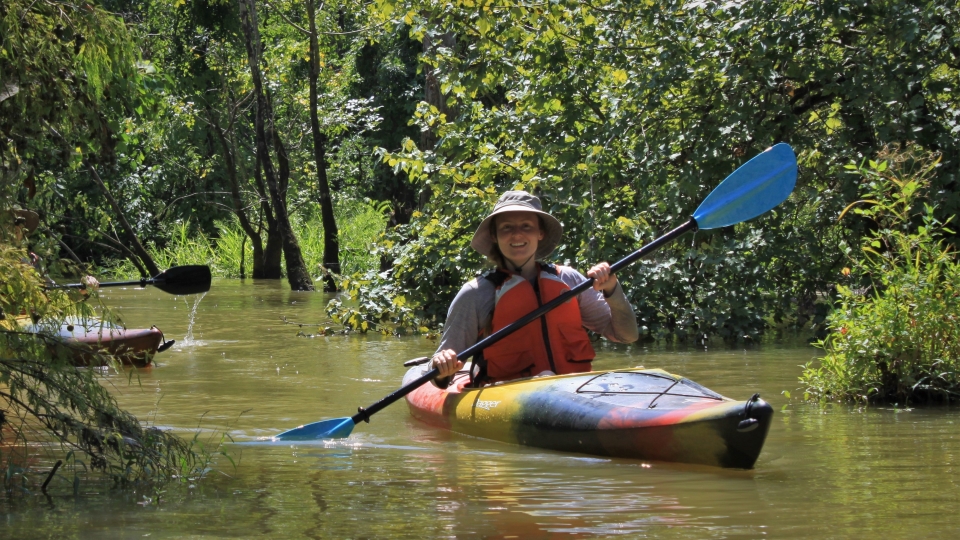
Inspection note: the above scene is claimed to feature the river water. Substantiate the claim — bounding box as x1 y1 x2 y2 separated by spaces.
3 280 960 538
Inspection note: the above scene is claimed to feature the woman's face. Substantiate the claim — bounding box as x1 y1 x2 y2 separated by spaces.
493 211 544 268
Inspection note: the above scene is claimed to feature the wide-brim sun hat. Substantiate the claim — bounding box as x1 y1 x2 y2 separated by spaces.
470 190 563 260
12 209 40 234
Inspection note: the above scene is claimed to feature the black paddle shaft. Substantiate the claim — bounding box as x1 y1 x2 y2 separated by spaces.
60 278 152 289
55 265 212 295
351 218 698 424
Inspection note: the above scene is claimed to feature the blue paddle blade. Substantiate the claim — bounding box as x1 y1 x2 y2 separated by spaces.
273 417 356 440
692 143 797 230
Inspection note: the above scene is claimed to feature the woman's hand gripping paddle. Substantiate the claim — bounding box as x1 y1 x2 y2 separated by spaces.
54 265 212 295
274 143 798 441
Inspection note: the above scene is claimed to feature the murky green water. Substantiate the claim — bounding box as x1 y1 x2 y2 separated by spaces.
4 280 960 538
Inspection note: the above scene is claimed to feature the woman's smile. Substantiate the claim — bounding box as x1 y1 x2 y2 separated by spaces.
494 211 544 269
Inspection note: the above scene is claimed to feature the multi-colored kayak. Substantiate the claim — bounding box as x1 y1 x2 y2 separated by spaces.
404 365 773 469
18 316 174 367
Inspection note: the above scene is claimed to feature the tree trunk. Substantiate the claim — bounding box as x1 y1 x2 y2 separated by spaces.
307 0 341 291
207 106 265 280
239 233 246 279
84 163 160 277
253 151 283 279
418 30 457 219
420 31 457 151
238 0 314 291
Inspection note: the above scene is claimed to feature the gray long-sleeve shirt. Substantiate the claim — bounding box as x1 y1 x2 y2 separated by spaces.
435 265 640 363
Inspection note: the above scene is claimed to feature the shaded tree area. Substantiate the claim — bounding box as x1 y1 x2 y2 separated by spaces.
1 0 206 487
1 0 165 278
352 26 423 227
237 0 313 290
6 0 415 290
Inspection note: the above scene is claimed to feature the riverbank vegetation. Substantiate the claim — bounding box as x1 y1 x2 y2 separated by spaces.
0 240 210 490
342 0 960 342
802 147 960 403
0 0 215 493
3 0 960 488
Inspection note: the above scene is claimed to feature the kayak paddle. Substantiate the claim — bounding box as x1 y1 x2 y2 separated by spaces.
274 143 798 440
56 265 212 296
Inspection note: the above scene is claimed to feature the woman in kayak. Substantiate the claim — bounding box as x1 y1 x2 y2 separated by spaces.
429 190 639 387
11 209 99 293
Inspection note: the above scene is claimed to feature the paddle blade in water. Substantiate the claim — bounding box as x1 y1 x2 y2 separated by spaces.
152 265 212 295
692 143 797 230
273 417 356 440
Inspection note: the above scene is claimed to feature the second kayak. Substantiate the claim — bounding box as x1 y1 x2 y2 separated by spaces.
19 316 174 367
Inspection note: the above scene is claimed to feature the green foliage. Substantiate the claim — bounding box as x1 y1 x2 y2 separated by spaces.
324 268 434 336
352 0 960 342
1 0 181 276
0 0 146 171
0 1 213 487
802 147 960 403
349 24 423 217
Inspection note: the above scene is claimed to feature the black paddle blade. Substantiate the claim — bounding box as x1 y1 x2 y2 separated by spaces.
151 265 212 295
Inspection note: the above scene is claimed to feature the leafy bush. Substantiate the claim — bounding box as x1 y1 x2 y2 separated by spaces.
801 147 960 403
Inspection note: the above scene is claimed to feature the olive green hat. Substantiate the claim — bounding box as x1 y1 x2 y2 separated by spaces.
12 209 40 235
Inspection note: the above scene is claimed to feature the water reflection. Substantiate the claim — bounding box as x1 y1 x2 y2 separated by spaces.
3 280 960 538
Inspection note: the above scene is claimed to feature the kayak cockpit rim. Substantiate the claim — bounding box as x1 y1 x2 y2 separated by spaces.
437 365 730 403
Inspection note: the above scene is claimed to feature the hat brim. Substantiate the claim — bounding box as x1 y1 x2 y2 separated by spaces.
13 209 40 234
470 204 563 261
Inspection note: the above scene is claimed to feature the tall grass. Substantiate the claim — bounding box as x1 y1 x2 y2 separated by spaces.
295 199 392 277
104 199 389 279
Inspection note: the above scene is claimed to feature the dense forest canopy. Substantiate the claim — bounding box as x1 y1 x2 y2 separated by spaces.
378 0 960 340
2 0 957 336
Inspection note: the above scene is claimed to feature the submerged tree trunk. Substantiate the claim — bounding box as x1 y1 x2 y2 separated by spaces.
238 0 313 291
253 151 283 279
308 0 340 291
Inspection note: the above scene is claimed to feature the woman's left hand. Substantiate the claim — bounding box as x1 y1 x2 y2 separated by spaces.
587 262 619 295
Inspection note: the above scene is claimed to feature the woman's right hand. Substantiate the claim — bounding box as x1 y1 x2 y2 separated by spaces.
431 349 463 378
81 275 100 291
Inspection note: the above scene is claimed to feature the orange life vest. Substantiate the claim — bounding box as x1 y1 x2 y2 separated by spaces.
480 263 595 383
